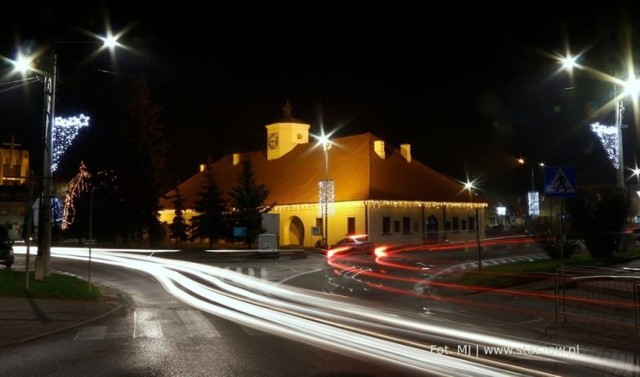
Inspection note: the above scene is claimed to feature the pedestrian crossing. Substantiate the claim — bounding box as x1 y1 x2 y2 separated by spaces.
221 266 270 281
220 265 325 282
443 254 549 274
73 308 267 341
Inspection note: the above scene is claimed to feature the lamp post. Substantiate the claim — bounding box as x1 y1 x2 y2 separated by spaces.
10 35 121 280
464 180 482 271
318 134 332 248
559 55 639 189
36 53 57 279
518 158 543 217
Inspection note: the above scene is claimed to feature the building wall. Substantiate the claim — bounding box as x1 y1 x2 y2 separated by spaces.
0 186 29 241
0 148 30 186
367 205 484 245
159 202 486 248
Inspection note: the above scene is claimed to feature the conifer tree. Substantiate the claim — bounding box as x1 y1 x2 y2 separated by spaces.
113 76 168 245
228 159 274 248
191 160 227 248
169 184 189 246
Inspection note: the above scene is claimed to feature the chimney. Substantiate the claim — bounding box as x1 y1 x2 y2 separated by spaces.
374 140 385 159
400 144 411 163
199 164 206 172
233 153 241 165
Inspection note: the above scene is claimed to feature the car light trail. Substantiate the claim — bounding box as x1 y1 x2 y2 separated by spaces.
22 246 639 376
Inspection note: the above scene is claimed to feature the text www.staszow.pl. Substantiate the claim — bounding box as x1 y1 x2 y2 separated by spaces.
478 344 580 356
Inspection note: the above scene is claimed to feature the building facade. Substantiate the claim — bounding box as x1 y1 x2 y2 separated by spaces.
159 103 487 248
0 136 29 186
0 136 31 240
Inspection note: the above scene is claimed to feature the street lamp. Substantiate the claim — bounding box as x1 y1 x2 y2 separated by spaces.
517 158 544 217
559 54 640 189
464 180 482 271
10 35 122 280
317 134 333 249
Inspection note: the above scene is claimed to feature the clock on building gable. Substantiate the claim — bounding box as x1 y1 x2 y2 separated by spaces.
267 132 279 150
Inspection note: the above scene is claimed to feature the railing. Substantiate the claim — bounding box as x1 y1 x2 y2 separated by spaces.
554 266 640 365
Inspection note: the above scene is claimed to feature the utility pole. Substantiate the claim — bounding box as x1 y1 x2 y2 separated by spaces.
35 53 56 281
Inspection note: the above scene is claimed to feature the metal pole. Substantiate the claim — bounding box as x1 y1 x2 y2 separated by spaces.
530 166 535 191
560 198 565 270
616 98 625 189
323 146 329 248
24 171 34 290
36 53 56 280
476 208 482 271
88 190 92 292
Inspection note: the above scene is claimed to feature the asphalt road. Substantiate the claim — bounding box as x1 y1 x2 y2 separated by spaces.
0 254 421 377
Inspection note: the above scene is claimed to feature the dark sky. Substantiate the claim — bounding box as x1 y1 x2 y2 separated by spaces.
2 2 640 194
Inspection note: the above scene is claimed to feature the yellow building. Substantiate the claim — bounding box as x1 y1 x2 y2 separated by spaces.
0 136 30 186
159 102 487 247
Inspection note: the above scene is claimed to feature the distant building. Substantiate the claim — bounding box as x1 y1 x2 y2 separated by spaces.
0 136 30 240
159 102 487 247
0 136 30 186
0 185 29 240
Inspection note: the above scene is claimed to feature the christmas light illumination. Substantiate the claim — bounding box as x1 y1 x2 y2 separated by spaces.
590 122 619 169
51 114 90 172
62 161 91 230
527 191 540 217
318 179 335 217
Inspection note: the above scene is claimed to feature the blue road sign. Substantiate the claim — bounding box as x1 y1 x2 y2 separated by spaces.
544 166 577 197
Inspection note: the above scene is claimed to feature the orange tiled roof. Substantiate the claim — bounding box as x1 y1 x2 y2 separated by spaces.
160 133 475 209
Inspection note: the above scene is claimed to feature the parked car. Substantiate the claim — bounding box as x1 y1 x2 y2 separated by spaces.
0 225 14 268
328 235 375 257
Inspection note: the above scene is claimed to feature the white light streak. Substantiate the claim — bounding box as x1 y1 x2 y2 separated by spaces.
16 246 637 376
52 114 90 172
590 122 619 169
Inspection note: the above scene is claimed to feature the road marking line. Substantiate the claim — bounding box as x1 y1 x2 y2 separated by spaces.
133 310 163 338
177 310 220 338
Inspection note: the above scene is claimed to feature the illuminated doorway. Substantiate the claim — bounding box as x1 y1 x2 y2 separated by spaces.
287 216 305 246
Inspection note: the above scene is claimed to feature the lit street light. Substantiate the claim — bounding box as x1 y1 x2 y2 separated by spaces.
317 133 333 249
464 180 482 271
559 54 640 189
9 34 123 280
517 158 544 217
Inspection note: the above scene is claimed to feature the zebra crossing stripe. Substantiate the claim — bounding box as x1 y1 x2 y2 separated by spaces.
74 326 107 340
133 311 163 338
177 310 220 338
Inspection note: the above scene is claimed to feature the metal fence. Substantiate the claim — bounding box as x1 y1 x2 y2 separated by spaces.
554 266 640 325
554 266 640 364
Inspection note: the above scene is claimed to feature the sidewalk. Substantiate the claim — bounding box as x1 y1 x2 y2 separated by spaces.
0 282 124 348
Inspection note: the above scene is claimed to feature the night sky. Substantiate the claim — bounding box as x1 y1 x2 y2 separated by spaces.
2 2 640 195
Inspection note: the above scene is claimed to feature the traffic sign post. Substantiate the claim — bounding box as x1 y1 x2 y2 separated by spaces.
544 167 577 269
544 167 577 198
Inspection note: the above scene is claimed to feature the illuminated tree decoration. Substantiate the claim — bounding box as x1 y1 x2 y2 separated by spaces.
527 191 539 217
318 179 335 217
590 122 619 169
52 114 90 172
62 161 91 230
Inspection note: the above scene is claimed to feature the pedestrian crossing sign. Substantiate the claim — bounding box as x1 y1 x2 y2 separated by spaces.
544 166 577 197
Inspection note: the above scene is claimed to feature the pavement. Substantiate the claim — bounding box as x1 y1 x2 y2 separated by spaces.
0 250 639 375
